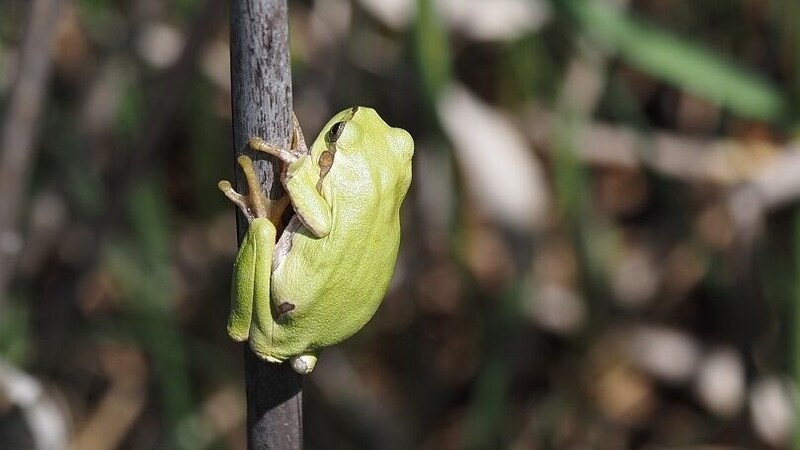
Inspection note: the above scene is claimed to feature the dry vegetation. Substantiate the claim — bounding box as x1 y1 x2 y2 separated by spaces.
2 0 800 448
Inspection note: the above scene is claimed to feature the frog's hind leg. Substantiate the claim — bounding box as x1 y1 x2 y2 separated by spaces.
234 218 279 356
218 155 269 221
226 216 276 342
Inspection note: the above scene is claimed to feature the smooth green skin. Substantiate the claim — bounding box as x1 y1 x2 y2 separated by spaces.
223 107 413 373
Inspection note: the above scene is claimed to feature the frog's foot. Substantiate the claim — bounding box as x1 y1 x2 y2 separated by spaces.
289 353 318 374
218 155 269 222
249 137 300 165
249 112 309 163
290 111 309 155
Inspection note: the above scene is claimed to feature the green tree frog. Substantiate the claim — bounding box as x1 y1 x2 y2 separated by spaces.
218 107 413 374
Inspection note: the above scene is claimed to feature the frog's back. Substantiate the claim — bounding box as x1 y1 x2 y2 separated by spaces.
274 174 402 340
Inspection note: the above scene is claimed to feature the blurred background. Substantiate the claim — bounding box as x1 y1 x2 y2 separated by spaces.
2 0 800 448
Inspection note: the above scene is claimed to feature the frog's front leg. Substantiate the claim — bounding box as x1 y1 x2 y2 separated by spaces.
248 112 308 163
249 121 333 237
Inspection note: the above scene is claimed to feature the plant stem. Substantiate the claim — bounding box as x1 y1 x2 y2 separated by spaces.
230 1 303 448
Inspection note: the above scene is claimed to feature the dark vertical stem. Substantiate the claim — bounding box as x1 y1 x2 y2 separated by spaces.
229 1 303 448
0 0 63 308
789 209 800 450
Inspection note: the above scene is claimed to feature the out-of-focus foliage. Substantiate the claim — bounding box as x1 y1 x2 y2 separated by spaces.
2 0 800 449
559 0 788 121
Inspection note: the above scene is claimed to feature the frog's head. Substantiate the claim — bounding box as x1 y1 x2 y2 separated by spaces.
319 106 414 196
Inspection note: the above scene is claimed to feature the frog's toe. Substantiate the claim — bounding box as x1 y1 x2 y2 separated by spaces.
290 354 318 374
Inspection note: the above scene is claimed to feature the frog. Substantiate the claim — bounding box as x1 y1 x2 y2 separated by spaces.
218 106 413 373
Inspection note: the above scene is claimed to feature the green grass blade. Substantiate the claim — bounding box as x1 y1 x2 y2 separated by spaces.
560 0 788 121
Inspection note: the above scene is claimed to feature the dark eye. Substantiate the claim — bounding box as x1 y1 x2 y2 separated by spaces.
327 121 346 143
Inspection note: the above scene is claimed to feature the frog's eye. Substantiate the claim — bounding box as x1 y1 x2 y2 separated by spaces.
327 121 347 143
